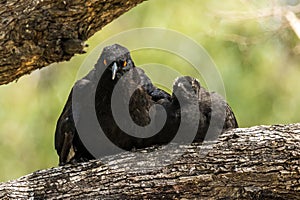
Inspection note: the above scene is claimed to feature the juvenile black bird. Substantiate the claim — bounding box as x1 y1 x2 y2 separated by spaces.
55 44 238 165
169 76 238 142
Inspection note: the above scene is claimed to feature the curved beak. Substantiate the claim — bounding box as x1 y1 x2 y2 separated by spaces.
112 62 118 80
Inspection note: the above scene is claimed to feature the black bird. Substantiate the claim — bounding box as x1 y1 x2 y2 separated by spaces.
169 76 238 142
55 44 170 165
55 44 238 165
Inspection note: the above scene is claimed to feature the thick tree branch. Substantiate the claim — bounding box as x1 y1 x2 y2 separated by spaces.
0 124 299 199
0 0 147 85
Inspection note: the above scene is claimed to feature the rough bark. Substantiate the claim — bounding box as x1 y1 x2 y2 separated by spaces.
0 124 299 199
0 0 147 85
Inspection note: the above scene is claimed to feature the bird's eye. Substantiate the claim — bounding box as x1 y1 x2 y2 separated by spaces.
103 59 107 66
123 60 127 67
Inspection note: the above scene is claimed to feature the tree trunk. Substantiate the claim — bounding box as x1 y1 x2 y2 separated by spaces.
0 0 147 85
0 124 299 199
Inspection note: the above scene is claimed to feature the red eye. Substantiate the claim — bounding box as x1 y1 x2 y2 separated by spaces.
123 61 127 67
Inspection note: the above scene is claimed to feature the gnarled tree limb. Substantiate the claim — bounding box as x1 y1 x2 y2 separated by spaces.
0 124 299 199
0 0 147 85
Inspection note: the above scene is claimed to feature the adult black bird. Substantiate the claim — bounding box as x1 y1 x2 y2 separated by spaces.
55 44 238 166
55 44 170 165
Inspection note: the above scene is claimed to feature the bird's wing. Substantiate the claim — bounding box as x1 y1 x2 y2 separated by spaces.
54 89 76 165
209 92 238 129
199 90 239 130
54 69 97 165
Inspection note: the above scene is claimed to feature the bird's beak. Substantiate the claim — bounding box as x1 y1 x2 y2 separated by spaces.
112 62 118 80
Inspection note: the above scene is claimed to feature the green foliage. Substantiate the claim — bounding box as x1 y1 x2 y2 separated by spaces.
0 0 299 182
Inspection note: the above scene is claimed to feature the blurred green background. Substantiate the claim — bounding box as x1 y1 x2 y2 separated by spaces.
0 0 299 182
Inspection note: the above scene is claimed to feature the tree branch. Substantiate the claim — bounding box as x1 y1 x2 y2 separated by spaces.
0 0 147 85
0 124 299 199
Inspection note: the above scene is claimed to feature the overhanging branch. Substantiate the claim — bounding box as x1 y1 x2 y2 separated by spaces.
0 0 147 85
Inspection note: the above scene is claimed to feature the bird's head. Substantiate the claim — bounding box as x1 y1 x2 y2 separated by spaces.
99 44 135 80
